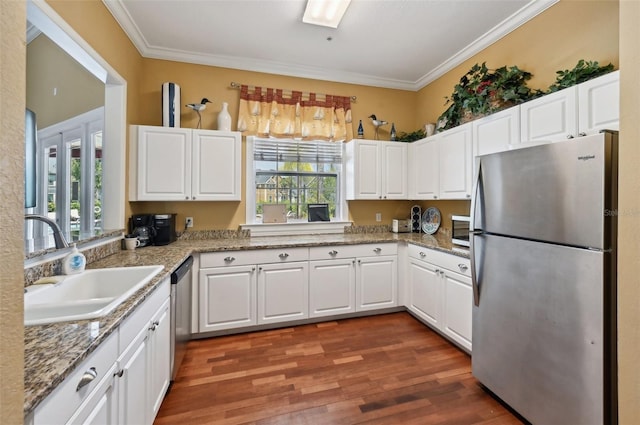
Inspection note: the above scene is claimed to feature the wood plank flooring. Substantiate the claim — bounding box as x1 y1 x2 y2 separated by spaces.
155 312 524 424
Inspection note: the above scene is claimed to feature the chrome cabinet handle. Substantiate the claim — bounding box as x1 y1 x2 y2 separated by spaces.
76 367 97 391
434 268 440 273
251 267 255 272
458 264 468 272
373 247 382 253
578 132 587 137
357 259 361 264
279 253 289 259
419 252 426 258
185 196 189 200
149 320 159 331
224 256 235 263
352 260 356 265
114 369 124 378
567 134 575 139
329 250 338 256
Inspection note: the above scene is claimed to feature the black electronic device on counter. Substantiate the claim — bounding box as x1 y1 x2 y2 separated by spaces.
129 214 155 247
153 214 177 245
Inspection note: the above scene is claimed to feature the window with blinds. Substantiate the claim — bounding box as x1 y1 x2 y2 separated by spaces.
253 138 343 222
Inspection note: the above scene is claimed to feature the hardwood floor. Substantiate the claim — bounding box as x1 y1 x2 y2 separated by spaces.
155 312 523 424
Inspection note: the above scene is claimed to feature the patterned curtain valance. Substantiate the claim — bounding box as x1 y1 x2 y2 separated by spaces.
237 85 354 142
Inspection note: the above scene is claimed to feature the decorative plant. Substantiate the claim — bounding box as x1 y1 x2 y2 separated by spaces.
437 62 539 131
395 128 426 143
547 59 614 92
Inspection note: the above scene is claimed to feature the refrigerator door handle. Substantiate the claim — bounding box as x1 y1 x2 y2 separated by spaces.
470 231 482 306
470 157 482 232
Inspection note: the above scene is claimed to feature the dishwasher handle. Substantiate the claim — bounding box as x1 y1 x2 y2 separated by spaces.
171 256 194 284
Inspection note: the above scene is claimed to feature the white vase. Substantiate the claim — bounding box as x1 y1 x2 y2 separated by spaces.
217 102 232 131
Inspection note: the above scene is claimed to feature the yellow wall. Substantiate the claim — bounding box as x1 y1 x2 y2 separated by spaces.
0 0 26 422
617 0 640 421
416 0 619 127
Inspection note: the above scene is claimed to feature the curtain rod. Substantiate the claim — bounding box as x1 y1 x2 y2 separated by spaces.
229 81 356 103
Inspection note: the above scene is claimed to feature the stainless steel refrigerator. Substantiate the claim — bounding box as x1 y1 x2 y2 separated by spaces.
470 131 618 425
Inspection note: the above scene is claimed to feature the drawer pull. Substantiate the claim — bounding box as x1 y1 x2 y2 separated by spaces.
419 252 426 257
279 253 289 259
76 367 98 391
373 247 382 253
114 369 124 378
329 250 338 256
458 264 469 272
149 320 159 331
224 256 236 263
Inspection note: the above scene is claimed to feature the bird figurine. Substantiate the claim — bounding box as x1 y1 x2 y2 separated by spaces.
368 114 388 140
186 98 212 129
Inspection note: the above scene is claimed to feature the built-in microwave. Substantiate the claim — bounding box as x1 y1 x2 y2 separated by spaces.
451 215 470 247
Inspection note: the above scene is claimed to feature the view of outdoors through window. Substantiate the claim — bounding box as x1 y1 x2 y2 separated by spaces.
254 139 341 222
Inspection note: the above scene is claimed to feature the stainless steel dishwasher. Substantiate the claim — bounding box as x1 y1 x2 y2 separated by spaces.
170 255 193 381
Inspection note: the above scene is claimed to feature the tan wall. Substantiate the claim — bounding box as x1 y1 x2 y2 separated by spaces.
26 34 104 128
0 0 26 422
617 0 640 421
416 0 619 127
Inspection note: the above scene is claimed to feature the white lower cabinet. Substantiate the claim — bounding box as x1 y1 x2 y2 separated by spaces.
32 278 171 425
407 244 472 352
309 244 398 318
258 261 309 324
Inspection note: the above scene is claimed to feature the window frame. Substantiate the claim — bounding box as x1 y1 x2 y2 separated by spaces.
244 136 350 235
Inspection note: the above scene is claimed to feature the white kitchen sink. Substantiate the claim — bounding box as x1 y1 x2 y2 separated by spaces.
24 265 164 326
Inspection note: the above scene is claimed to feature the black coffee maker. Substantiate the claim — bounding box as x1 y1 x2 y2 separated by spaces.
129 214 155 247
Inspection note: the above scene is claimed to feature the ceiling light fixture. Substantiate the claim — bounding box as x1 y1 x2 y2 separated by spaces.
302 0 352 28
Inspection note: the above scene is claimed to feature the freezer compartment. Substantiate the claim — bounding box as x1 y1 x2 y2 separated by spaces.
472 233 609 425
475 132 617 250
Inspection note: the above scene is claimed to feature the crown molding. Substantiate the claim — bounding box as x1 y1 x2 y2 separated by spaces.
103 0 558 92
414 0 559 90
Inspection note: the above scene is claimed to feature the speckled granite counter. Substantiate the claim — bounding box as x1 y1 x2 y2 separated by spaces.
24 231 467 416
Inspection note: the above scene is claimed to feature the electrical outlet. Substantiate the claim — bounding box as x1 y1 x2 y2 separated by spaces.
375 213 382 222
185 217 194 228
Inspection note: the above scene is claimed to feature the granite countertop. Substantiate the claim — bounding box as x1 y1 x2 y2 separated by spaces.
24 231 467 416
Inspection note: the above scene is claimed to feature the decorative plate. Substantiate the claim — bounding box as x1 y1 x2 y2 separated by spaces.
422 207 441 234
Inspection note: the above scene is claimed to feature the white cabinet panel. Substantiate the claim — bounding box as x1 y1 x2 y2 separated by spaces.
345 140 407 200
130 126 241 201
199 265 257 332
520 87 578 144
309 259 356 318
407 258 441 328
356 255 397 311
578 70 620 134
473 106 520 157
148 298 171 419
408 137 439 199
442 271 473 352
439 124 473 199
258 261 309 324
118 327 148 425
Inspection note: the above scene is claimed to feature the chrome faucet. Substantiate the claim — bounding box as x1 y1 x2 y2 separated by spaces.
25 214 70 249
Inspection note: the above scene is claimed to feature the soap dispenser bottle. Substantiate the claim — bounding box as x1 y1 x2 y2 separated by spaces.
63 244 86 275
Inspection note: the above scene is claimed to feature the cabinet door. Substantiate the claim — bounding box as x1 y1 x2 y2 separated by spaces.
442 270 473 352
135 126 191 201
472 106 520 157
520 87 578 144
407 258 441 329
438 123 472 200
309 259 356 318
148 298 171 420
199 265 257 332
118 327 149 425
191 130 241 201
408 137 439 200
578 70 620 134
257 261 309 324
66 364 118 425
346 140 381 199
381 142 408 199
356 255 397 311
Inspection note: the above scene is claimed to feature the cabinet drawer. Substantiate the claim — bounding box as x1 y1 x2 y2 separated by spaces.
309 243 397 260
408 244 471 277
200 248 309 267
34 331 118 425
119 278 170 351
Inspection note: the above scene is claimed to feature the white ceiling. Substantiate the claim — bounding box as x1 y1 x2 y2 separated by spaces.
103 0 557 91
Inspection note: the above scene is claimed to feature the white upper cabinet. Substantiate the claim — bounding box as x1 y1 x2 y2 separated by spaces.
409 122 472 200
472 105 520 157
578 70 620 134
520 86 579 144
520 71 619 144
130 125 241 201
345 139 408 200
